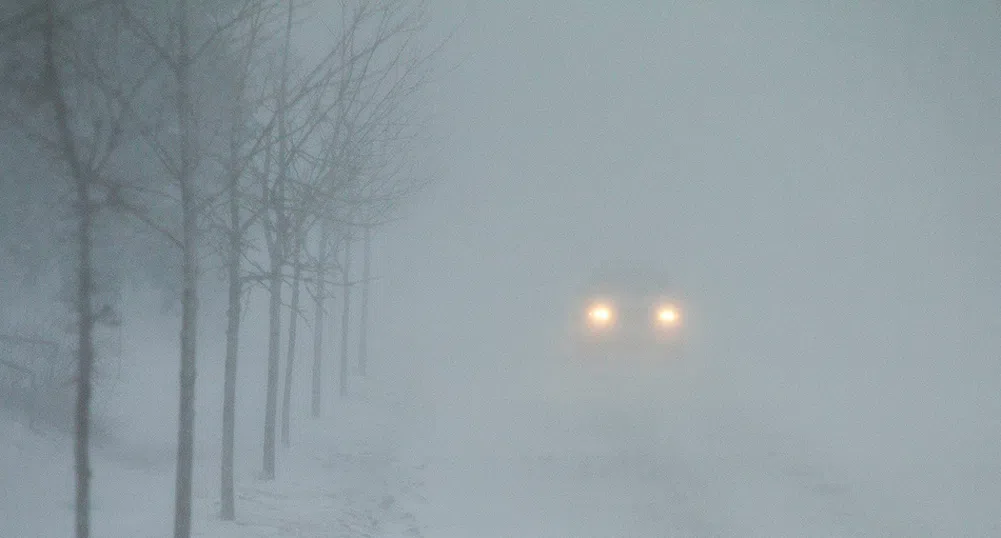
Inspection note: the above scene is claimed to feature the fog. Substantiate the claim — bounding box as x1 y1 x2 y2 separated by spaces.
2 1 1000 536
378 0 999 419
371 1 1001 534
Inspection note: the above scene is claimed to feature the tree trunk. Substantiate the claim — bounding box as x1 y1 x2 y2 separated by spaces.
72 162 94 538
311 220 329 417
339 237 352 397
263 0 293 481
43 3 95 536
358 225 371 376
281 234 302 446
220 167 241 520
262 268 281 479
174 0 198 535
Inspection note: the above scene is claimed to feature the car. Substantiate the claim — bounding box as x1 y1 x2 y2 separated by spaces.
537 266 692 411
567 267 685 362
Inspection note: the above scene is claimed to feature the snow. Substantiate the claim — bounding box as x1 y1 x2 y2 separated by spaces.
0 385 426 538
403 353 1001 537
3 355 1000 537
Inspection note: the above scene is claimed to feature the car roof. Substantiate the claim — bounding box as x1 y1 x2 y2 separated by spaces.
581 266 673 297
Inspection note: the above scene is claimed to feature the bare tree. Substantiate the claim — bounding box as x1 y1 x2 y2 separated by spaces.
2 0 438 534
298 0 438 399
260 0 431 461
357 223 372 375
339 230 353 395
351 168 431 378
280 221 304 446
117 0 261 534
259 0 294 480
310 218 330 416
1 2 154 535
173 3 199 535
212 0 279 519
42 8 95 535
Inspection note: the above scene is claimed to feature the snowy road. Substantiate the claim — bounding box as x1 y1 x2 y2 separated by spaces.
409 360 952 537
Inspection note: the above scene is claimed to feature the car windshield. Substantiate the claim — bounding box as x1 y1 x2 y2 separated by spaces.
584 267 673 298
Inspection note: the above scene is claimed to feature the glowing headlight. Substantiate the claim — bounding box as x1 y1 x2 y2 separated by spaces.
587 304 613 325
656 306 680 326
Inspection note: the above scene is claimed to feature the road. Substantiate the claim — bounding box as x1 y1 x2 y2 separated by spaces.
410 357 928 537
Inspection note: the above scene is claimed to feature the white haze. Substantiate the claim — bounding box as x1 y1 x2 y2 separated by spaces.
3 1 1000 536
369 1 1001 535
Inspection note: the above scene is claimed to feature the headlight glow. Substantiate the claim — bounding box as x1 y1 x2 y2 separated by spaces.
587 304 613 325
656 306 680 325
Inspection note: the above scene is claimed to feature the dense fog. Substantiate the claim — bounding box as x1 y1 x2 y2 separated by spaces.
2 1 999 536
377 2 1001 534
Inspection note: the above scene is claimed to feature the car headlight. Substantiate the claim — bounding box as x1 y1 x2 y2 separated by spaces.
656 305 680 326
587 303 614 326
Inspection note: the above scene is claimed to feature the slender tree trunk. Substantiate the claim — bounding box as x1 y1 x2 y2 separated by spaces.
339 237 352 397
43 4 94 535
358 225 371 376
311 221 329 417
220 166 241 520
281 233 302 446
330 285 339 399
72 160 94 538
263 0 293 481
174 0 198 535
263 268 281 479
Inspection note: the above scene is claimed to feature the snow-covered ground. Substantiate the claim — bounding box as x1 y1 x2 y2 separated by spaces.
405 346 1001 538
3 346 999 537
0 382 427 538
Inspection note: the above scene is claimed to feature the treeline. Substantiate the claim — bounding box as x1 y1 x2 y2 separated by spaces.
0 1 436 537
